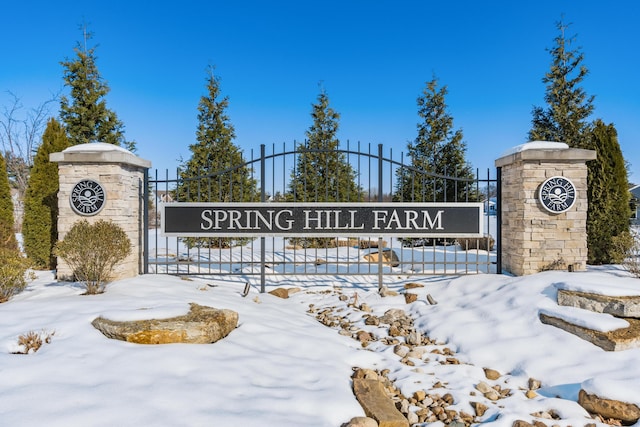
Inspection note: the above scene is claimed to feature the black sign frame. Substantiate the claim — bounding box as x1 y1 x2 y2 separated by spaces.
161 202 484 238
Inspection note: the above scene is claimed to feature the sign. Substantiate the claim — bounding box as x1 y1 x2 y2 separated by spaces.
161 202 484 237
70 179 106 216
538 176 576 213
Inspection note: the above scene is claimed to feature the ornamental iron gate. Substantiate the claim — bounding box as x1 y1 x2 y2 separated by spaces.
144 142 499 290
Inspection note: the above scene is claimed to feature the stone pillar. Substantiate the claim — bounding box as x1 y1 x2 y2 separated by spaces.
50 143 151 281
495 141 596 275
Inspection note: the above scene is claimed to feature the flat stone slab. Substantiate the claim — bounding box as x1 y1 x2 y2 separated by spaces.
558 289 640 318
92 303 238 344
539 312 640 351
352 378 409 427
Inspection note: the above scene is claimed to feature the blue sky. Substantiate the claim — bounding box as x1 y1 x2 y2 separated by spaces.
2 1 639 182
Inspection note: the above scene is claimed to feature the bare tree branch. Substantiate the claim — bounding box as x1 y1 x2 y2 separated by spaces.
0 91 58 198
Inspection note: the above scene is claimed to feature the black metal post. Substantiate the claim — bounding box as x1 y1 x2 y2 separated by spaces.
260 144 266 293
496 166 502 274
378 144 384 291
143 169 149 274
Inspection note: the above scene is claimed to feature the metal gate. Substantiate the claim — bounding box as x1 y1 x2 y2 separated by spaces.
143 142 499 288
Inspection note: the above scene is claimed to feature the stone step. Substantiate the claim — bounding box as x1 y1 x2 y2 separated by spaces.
539 310 640 351
558 289 640 318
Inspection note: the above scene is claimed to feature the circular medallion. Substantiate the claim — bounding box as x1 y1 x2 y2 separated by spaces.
70 179 106 216
538 176 576 213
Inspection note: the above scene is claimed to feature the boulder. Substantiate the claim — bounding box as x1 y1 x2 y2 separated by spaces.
578 389 640 424
92 303 238 344
364 249 400 267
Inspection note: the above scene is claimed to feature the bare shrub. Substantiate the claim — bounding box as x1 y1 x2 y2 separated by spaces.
13 330 55 354
55 220 131 294
540 257 566 272
611 230 640 278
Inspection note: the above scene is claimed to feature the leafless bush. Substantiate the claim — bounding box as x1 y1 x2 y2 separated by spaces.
540 257 566 272
612 229 640 278
13 330 55 354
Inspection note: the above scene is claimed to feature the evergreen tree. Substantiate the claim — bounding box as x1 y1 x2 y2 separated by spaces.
395 77 474 203
59 28 135 151
176 67 258 248
288 89 362 203
586 120 630 264
23 119 70 269
287 88 362 248
0 151 16 250
528 21 595 148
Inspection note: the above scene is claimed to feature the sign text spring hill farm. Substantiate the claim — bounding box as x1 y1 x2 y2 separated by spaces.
161 203 483 237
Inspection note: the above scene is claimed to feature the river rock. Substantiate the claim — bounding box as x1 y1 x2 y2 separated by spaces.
404 293 418 304
268 288 290 299
344 416 378 427
483 367 501 380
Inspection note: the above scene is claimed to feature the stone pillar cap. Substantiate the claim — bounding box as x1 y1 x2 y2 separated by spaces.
62 142 133 155
50 142 151 169
495 140 596 167
500 141 568 157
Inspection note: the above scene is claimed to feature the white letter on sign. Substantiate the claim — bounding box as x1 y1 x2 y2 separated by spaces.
201 210 213 230
423 210 444 230
372 210 386 230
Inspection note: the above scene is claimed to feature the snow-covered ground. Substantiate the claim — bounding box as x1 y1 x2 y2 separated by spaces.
1 244 640 426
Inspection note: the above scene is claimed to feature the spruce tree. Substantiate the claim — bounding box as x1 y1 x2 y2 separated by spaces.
0 151 16 250
23 119 70 269
288 89 362 203
586 120 630 264
59 28 135 151
528 21 595 148
176 67 258 248
395 77 474 203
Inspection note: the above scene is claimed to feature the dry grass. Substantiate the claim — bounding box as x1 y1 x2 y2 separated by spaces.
13 330 55 354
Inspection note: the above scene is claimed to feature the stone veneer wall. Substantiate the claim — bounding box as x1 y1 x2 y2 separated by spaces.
495 144 596 276
51 144 151 281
